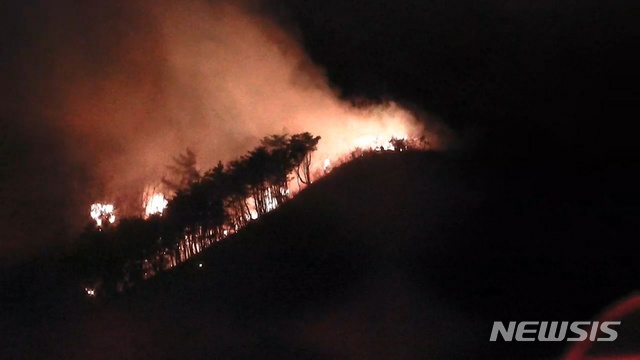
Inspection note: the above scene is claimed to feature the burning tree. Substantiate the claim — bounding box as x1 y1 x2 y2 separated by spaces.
75 131 327 293
142 185 168 218
90 203 116 228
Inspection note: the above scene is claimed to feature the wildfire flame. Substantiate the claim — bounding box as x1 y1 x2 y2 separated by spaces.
90 203 116 227
91 132 423 224
144 193 168 218
323 158 331 173
353 134 405 151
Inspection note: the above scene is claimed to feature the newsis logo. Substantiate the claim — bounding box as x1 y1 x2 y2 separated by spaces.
490 321 621 342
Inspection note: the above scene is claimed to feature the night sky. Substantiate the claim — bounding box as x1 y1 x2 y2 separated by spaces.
282 0 637 153
0 0 637 261
1 2 639 359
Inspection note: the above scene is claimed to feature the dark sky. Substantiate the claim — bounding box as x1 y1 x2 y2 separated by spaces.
1 0 637 262
278 0 637 155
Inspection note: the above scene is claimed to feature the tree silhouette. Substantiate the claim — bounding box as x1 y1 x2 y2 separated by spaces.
390 137 408 152
261 134 294 204
162 148 200 192
71 131 324 292
289 132 321 186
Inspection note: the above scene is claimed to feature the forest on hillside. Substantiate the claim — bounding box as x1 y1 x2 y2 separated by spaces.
67 132 427 297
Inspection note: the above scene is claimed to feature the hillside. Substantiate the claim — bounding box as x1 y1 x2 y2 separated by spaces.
2 151 638 359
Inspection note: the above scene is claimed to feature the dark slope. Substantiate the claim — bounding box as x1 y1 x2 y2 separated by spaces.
4 151 637 359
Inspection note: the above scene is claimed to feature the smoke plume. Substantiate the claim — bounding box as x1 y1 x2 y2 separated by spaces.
1 0 449 260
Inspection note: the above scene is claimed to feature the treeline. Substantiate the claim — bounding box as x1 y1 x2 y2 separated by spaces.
67 132 430 296
68 132 321 296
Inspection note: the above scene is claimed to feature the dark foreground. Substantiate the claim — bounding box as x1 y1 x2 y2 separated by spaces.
2 151 638 359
